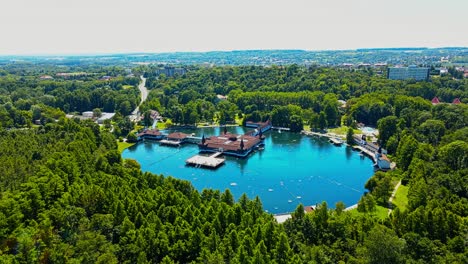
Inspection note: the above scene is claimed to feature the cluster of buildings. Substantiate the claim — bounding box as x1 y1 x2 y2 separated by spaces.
136 120 272 168
352 134 392 170
431 97 462 105
67 111 115 124
137 121 272 159
454 66 468 78
339 63 388 68
137 129 192 145
40 72 114 81
56 72 89 78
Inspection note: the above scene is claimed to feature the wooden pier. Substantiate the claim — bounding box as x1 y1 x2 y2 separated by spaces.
272 126 291 131
186 152 225 168
352 145 376 163
302 131 343 145
329 137 343 145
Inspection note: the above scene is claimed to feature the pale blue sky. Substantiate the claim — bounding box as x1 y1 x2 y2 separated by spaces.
0 0 466 55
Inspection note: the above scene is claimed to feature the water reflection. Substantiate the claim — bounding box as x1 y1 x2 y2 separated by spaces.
237 157 248 175
144 141 154 152
270 131 301 145
309 137 332 152
345 146 353 160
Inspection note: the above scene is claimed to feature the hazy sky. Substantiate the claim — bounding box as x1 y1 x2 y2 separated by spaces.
0 0 467 55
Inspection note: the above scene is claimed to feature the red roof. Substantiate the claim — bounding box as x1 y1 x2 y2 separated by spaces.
167 132 188 140
431 97 440 104
380 154 391 162
304 206 315 213
202 133 261 151
137 129 162 137
452 98 461 104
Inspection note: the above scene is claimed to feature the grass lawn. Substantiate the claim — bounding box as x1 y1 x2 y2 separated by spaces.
122 85 134 90
117 141 135 153
157 121 168 130
373 205 390 219
392 184 409 211
327 126 361 137
347 205 389 220
235 116 244 126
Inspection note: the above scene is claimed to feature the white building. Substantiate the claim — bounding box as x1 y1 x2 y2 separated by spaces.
375 153 391 170
97 112 116 124
82 111 94 118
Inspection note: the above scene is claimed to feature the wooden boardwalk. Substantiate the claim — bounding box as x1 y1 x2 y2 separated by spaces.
329 137 343 145
302 131 343 145
352 145 377 163
186 152 225 168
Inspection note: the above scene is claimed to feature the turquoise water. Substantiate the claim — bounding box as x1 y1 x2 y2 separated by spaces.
361 126 377 134
122 127 374 214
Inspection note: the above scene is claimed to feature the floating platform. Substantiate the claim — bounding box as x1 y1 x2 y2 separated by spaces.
159 139 182 146
272 126 291 131
186 152 225 169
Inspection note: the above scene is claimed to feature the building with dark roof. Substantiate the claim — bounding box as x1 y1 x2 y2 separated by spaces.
159 132 190 147
167 132 189 142
245 120 272 137
137 129 164 141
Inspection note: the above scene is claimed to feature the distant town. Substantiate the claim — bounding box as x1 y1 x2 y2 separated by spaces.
1 47 466 68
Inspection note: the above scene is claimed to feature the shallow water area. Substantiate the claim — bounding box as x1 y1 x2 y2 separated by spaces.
123 127 374 214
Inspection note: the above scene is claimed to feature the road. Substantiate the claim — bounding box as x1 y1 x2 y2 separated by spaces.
388 180 402 215
131 75 148 116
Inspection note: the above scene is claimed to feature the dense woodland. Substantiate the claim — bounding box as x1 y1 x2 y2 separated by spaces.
142 65 466 131
0 65 139 132
0 64 467 263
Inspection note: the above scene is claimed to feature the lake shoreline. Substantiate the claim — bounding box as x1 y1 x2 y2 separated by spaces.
123 127 374 214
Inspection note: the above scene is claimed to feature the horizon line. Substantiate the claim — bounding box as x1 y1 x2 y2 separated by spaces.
1 46 467 57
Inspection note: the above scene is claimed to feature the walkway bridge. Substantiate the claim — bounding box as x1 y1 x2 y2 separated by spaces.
186 136 202 144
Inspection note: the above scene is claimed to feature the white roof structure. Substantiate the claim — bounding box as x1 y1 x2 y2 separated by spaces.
274 214 292 224
97 112 116 123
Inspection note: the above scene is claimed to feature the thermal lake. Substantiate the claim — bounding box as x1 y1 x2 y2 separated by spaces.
122 126 374 214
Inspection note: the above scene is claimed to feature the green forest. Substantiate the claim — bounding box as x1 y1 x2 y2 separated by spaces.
0 64 467 263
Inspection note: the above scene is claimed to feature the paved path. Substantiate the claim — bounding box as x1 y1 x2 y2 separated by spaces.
388 180 402 215
131 75 148 116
